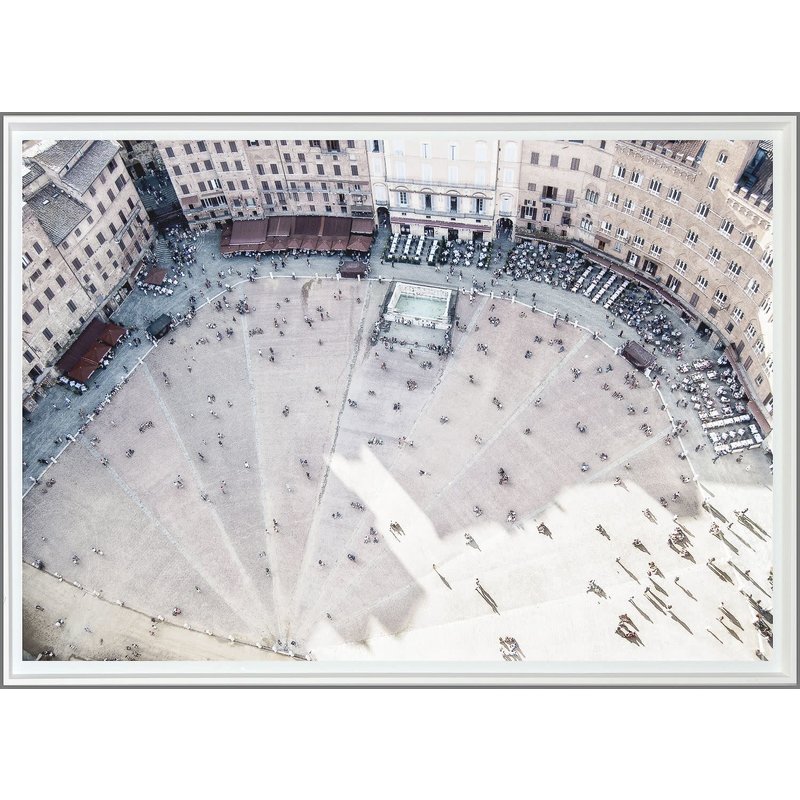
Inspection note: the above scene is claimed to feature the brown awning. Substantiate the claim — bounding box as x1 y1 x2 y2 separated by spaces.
55 317 106 374
266 236 286 251
317 236 334 251
350 218 374 235
100 323 127 346
66 357 98 383
322 216 351 236
286 235 303 249
142 268 167 286
347 235 372 252
746 400 772 436
229 219 269 245
220 244 237 255
83 342 112 364
332 235 350 250
267 216 292 236
301 236 319 250
294 215 324 235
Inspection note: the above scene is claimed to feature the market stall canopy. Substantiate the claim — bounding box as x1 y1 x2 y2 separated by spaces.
332 235 350 250
621 340 657 370
322 217 351 236
286 235 303 250
142 268 167 286
300 236 319 250
339 261 368 278
147 314 173 340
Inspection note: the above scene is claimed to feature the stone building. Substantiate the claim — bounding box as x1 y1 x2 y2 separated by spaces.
370 137 501 241
156 138 373 230
21 140 155 407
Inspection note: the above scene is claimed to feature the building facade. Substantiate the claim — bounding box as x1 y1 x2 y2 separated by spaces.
21 140 155 407
156 139 374 230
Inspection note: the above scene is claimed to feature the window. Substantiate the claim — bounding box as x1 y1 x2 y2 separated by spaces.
740 232 756 251
707 246 721 264
717 151 728 165
550 154 559 168
585 189 599 205
674 258 687 275
398 191 408 206
640 206 653 223
745 322 757 340
695 201 710 218
666 274 681 292
565 189 575 204
241 180 249 190
593 165 602 178
214 142 223 154
708 174 719 190
42 327 53 340
600 140 606 149
649 243 662 257
745 278 760 297
731 306 744 323
56 274 66 288
629 170 642 187
760 295 773 316
530 151 540 165
198 141 207 152
727 260 741 278
22 311 33 325
326 140 340 152
580 217 592 231
612 164 626 180
165 146 175 158
474 197 484 214
615 226 629 241
719 218 735 237
350 164 359 176
228 141 238 152
450 195 459 212
607 192 619 208
685 229 699 248
601 220 613 233
632 234 645 249
765 355 774 374
220 162 229 172
761 250 774 271
713 288 728 307
234 160 243 171
667 187 682 204
317 164 325 176
754 374 764 386
623 198 635 215
333 164 341 176
753 339 765 356
648 178 662 195
570 157 580 171
696 275 708 291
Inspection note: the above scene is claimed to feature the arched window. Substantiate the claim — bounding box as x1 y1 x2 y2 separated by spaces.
503 141 518 162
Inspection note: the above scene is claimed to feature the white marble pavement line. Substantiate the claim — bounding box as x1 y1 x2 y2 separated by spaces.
283 281 376 639
66 435 256 631
239 315 287 637
139 361 276 637
432 331 590 503
22 343 158 500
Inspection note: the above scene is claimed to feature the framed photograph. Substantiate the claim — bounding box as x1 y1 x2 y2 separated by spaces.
3 113 796 686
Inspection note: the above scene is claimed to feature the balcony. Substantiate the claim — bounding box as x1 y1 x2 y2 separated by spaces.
386 178 493 192
388 205 492 222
